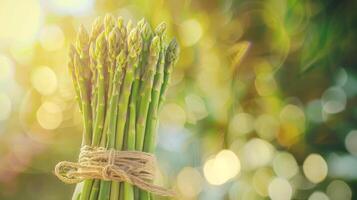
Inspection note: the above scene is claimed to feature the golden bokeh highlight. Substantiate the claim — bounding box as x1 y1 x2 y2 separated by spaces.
252 167 274 197
268 177 293 200
9 44 35 64
254 114 279 141
228 113 254 136
176 167 203 198
255 73 278 96
273 152 299 179
241 138 275 170
203 150 240 185
278 104 305 147
303 154 328 184
180 19 203 47
185 94 208 123
159 103 186 127
39 25 65 51
31 66 58 96
36 101 63 130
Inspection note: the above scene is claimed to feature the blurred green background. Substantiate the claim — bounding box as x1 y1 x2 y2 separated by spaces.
0 0 356 199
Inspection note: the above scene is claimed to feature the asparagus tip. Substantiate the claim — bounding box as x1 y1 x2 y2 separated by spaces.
108 27 120 58
95 31 107 59
141 22 153 40
90 17 103 40
128 28 143 58
155 22 167 36
76 25 89 51
167 38 179 63
150 36 161 57
104 14 116 37
116 50 127 66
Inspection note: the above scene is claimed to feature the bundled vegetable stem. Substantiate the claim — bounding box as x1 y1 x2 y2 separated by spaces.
67 14 179 200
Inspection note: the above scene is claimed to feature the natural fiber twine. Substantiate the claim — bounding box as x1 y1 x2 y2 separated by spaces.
54 145 174 197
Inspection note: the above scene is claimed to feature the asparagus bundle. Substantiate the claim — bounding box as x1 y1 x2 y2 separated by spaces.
67 15 179 200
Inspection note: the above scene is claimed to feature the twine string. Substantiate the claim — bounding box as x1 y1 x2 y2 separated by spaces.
54 145 174 197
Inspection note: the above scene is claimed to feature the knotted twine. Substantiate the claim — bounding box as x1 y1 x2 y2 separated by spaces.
54 145 174 197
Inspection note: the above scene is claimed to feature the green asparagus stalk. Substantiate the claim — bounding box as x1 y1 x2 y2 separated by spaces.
135 36 161 151
73 26 94 200
110 27 142 200
123 27 143 200
138 23 168 200
68 45 82 112
74 26 92 146
88 32 108 200
92 32 107 146
90 17 103 42
136 21 153 111
102 17 127 147
158 39 179 109
96 52 127 200
143 23 168 153
68 45 83 200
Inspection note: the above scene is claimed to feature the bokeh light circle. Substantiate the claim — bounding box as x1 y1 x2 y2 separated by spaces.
177 167 203 198
203 150 240 185
229 113 254 136
39 25 65 51
345 130 357 156
180 19 203 47
31 66 58 96
326 180 352 200
273 151 299 179
36 101 63 130
268 177 293 200
308 191 329 200
254 114 279 141
322 87 346 114
303 154 328 183
241 138 275 170
253 167 274 197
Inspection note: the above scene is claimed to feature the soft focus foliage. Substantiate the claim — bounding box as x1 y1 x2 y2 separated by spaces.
0 0 356 200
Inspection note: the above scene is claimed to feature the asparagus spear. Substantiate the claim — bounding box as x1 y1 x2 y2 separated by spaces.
102 18 127 147
89 17 103 122
143 23 168 153
92 32 107 146
135 36 161 151
68 45 82 112
136 21 153 113
90 17 103 42
158 39 179 109
68 45 84 200
99 18 127 200
110 27 142 200
88 32 108 200
97 52 127 200
73 26 94 200
74 26 92 146
139 23 167 200
123 28 143 200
